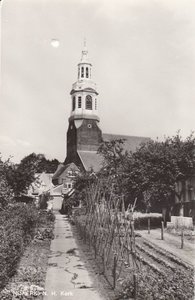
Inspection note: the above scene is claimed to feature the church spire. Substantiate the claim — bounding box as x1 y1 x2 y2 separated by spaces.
77 39 92 81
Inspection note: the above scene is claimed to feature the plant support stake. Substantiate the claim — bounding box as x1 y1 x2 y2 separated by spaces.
161 221 164 240
181 230 184 249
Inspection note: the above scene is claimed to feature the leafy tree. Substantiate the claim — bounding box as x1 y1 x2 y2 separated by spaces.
97 139 129 197
124 133 195 215
98 138 127 174
5 153 60 197
72 171 97 209
0 157 14 209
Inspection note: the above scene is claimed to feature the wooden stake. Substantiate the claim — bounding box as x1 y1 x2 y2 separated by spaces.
148 217 150 234
94 235 97 258
113 254 117 289
161 221 164 240
133 273 137 299
181 230 184 249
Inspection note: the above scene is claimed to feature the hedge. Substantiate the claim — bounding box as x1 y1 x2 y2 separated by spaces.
130 212 162 230
0 203 39 291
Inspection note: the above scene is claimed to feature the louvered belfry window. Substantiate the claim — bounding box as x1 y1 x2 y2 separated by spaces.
86 95 92 110
78 96 82 108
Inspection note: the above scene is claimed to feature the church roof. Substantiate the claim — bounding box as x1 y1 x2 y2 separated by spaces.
102 133 151 153
77 150 103 172
70 87 98 95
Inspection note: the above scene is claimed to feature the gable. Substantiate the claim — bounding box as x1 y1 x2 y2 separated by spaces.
77 150 103 172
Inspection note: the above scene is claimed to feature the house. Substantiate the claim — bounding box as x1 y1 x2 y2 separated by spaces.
52 162 79 192
28 172 54 198
28 172 64 210
173 175 195 222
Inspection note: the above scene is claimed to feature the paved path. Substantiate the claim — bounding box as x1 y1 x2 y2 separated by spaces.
137 229 195 266
44 213 104 300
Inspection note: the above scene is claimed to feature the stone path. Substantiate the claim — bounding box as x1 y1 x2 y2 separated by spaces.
43 213 104 300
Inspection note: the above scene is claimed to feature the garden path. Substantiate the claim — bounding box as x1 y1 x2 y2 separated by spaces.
43 212 104 300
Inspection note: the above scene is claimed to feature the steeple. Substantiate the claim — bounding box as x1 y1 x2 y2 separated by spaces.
69 41 99 122
65 43 102 167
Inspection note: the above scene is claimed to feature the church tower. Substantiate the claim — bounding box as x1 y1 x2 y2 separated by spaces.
65 41 102 169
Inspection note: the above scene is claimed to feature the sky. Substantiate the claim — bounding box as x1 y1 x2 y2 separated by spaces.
0 0 195 163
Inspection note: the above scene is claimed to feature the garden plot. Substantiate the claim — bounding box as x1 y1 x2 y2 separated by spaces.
72 178 194 300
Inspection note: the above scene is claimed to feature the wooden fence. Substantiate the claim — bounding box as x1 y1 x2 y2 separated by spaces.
73 179 140 298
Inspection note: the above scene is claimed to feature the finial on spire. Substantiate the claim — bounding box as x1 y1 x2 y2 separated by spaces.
84 37 87 48
81 37 88 62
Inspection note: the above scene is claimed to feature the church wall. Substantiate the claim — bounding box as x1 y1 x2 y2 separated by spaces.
77 119 102 151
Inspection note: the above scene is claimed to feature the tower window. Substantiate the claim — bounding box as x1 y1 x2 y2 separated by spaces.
78 96 82 108
81 67 84 78
86 67 89 78
86 95 92 110
95 99 97 110
72 96 76 111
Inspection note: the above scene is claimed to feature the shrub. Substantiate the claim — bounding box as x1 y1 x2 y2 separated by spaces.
0 203 39 291
132 212 162 230
39 192 50 209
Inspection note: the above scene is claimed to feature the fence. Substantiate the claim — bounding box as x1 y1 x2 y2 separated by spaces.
73 179 140 298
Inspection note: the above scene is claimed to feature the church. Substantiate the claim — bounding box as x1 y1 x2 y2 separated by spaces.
52 43 150 187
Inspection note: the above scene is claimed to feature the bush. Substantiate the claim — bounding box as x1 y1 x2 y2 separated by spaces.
39 193 50 209
132 212 162 230
0 203 39 291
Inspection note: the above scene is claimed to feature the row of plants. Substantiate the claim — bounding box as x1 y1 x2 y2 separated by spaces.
142 240 191 269
0 203 43 292
0 207 55 299
119 262 194 300
136 243 176 272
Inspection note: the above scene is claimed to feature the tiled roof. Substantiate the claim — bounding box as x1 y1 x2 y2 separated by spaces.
102 133 150 153
52 162 79 180
52 164 66 180
78 150 103 172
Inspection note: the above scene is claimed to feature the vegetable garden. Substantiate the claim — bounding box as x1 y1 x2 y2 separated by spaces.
72 178 194 300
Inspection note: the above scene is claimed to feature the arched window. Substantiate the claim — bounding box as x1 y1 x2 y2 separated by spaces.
78 96 82 108
72 96 76 111
85 95 92 110
86 67 89 78
81 67 84 78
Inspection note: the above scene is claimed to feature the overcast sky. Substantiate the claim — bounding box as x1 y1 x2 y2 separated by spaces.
0 0 195 163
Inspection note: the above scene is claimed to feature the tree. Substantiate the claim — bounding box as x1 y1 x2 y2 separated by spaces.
98 138 127 174
0 157 14 209
6 153 60 197
124 133 195 215
97 139 129 198
72 171 97 209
